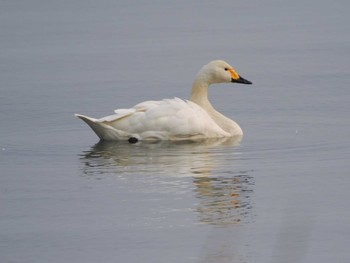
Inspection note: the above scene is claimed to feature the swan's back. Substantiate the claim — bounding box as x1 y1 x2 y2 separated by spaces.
76 98 229 141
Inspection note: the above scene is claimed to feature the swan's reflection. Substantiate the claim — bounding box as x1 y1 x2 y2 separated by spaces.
79 136 254 225
194 172 254 226
79 137 242 176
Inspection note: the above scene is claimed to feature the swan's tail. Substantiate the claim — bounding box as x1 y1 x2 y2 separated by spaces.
74 114 127 141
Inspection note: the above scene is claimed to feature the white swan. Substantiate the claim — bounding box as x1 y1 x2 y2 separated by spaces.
75 60 252 142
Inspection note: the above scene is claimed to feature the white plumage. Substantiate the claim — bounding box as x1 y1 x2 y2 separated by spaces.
75 60 252 142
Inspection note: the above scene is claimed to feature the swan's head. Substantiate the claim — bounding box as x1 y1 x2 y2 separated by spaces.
197 60 252 85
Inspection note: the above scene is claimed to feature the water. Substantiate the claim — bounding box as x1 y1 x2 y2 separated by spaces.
1 1 349 262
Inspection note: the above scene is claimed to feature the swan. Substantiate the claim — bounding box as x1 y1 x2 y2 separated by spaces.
75 60 252 142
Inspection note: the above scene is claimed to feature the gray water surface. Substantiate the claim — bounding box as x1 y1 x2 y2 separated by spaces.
1 1 350 263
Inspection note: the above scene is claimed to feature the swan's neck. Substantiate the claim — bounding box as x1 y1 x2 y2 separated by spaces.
190 79 243 136
190 79 211 108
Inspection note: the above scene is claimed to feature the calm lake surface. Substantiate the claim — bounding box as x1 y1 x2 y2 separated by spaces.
1 1 349 262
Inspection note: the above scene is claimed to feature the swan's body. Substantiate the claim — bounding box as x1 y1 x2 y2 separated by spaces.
75 60 252 142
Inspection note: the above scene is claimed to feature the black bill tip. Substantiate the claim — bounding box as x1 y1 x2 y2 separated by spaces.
232 76 252 84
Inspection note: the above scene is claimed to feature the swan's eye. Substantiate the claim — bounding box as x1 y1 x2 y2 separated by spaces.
224 68 228 71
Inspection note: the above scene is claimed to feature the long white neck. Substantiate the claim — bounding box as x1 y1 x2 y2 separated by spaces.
190 78 243 136
190 79 211 109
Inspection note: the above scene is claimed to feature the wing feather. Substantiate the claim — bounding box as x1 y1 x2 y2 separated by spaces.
87 98 226 140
